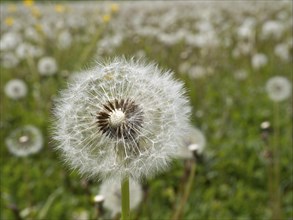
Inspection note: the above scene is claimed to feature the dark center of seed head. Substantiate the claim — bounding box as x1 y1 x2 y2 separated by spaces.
96 99 143 140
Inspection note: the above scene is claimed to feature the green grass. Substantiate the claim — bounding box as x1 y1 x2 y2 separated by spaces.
1 2 292 220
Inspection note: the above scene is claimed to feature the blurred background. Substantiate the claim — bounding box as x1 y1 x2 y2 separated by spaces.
0 1 292 220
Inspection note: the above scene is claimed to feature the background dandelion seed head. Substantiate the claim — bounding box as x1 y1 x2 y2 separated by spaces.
266 76 292 102
5 125 43 157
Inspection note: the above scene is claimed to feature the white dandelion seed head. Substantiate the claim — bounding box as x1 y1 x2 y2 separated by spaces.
98 179 143 217
234 69 248 81
1 53 19 69
0 32 21 51
251 53 268 70
176 126 206 159
4 79 28 100
274 43 290 62
16 43 43 59
38 56 58 76
5 125 43 157
261 20 284 40
24 27 40 42
266 76 292 102
188 65 207 79
237 18 255 39
53 58 191 182
57 30 73 50
72 210 89 220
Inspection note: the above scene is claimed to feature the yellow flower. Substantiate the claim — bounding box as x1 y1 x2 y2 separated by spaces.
31 7 41 18
35 24 43 33
8 4 17 13
55 4 65 13
110 4 119 13
102 14 111 23
23 0 34 7
5 17 14 26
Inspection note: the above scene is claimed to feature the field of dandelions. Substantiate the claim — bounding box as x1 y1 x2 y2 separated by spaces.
1 1 292 220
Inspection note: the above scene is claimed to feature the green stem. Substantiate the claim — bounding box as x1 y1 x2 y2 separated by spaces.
121 177 130 220
272 102 282 220
172 161 196 220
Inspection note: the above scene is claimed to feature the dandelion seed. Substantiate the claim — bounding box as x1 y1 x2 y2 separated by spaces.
266 76 291 102
98 179 142 217
4 79 27 100
6 125 43 157
53 58 191 181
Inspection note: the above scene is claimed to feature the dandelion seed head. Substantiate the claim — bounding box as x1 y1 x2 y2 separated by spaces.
251 53 268 70
0 32 21 51
98 179 142 217
6 125 43 157
176 127 206 159
260 121 271 131
261 20 284 39
1 53 20 69
266 76 291 102
274 43 290 61
4 79 27 100
53 58 191 181
72 210 89 220
38 56 58 76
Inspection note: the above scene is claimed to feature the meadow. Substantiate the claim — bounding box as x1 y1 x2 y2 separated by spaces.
0 1 292 220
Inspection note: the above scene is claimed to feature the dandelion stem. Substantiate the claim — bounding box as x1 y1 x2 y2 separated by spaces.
121 176 130 220
172 161 196 220
272 102 282 220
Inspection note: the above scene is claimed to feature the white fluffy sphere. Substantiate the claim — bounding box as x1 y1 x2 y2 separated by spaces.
6 125 43 157
38 56 58 76
53 58 191 181
4 79 28 100
266 76 291 102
